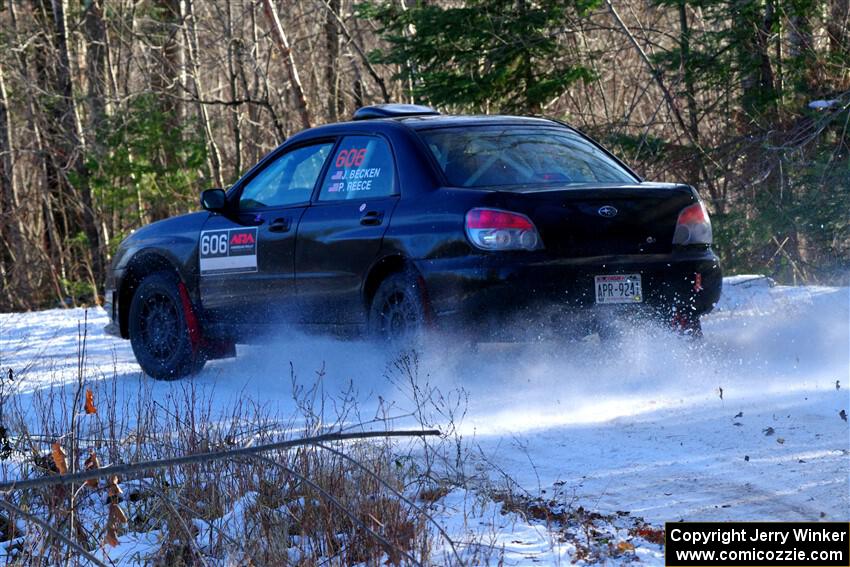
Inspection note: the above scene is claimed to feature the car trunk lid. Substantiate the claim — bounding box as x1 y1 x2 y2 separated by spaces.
493 183 697 257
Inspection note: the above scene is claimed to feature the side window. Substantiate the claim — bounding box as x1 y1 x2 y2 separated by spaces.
239 143 332 209
319 136 396 201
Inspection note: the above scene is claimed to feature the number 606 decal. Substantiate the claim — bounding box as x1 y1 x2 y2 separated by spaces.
335 148 367 168
200 233 228 256
199 228 258 276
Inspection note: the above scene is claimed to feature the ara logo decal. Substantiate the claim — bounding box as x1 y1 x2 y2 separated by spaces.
199 227 258 276
598 205 618 218
230 232 255 246
228 230 256 256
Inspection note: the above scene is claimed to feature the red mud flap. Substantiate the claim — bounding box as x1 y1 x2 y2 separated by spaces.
671 311 703 338
177 282 235 361
177 281 202 352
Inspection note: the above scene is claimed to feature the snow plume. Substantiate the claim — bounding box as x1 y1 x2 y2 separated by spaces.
0 276 846 440
204 275 848 437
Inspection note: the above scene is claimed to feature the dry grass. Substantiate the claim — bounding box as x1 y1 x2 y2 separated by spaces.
0 340 467 566
0 322 667 566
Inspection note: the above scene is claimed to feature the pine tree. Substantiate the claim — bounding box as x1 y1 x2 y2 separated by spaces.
360 0 598 114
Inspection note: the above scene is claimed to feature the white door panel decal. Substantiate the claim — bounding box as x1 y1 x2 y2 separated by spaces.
199 227 258 275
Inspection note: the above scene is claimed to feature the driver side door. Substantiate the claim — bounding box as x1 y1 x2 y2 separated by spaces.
200 141 334 331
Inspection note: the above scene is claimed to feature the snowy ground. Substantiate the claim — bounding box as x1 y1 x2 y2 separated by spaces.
0 275 848 564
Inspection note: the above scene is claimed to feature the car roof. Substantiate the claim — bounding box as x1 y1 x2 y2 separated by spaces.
289 114 565 142
388 114 560 129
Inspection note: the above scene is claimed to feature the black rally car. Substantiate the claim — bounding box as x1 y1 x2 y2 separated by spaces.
104 104 722 379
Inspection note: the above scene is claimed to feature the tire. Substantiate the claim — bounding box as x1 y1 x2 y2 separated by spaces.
128 272 205 380
368 272 427 346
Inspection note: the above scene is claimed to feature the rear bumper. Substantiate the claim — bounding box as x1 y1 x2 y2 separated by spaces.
415 248 722 331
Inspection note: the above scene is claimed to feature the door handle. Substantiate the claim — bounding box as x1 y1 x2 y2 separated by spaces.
268 217 291 232
360 211 384 226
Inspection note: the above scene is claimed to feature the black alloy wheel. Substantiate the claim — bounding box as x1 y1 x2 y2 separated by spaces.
128 272 204 379
369 272 426 345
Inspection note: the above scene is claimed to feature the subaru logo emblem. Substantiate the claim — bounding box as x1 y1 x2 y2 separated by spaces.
598 205 618 218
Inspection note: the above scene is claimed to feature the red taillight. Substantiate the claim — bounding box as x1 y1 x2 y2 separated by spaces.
466 209 534 230
677 203 707 225
465 208 542 251
673 202 713 246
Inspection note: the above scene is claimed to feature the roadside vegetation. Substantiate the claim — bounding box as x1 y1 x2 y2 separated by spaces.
0 324 672 565
0 336 452 564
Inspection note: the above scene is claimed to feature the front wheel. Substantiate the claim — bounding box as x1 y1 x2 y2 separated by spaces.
128 273 205 380
368 272 427 346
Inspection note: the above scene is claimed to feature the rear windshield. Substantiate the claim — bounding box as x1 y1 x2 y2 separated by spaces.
418 126 637 188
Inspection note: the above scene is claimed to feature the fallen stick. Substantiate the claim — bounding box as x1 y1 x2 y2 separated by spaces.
0 498 107 567
0 429 440 492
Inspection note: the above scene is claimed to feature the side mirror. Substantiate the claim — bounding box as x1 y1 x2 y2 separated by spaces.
200 188 227 212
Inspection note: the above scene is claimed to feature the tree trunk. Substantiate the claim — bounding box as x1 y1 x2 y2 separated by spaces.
788 4 816 96
678 2 704 191
84 0 111 254
227 0 243 177
325 0 342 121
51 0 104 300
84 0 108 134
153 0 185 122
0 61 26 309
828 0 850 65
11 0 65 307
184 0 225 188
324 0 390 104
733 0 777 128
262 0 312 130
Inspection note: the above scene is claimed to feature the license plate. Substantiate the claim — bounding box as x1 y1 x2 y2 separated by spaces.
594 274 643 304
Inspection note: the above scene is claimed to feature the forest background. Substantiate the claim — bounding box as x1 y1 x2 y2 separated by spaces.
0 0 847 310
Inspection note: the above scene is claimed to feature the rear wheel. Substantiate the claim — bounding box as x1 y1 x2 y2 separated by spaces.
368 272 426 346
128 273 205 380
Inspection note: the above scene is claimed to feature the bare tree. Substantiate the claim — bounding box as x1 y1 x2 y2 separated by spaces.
263 0 312 129
51 0 103 297
0 59 24 308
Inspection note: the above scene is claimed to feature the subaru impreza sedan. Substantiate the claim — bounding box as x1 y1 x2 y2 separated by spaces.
104 104 722 379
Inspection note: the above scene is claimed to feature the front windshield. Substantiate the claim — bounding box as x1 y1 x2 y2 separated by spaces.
418 126 637 188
